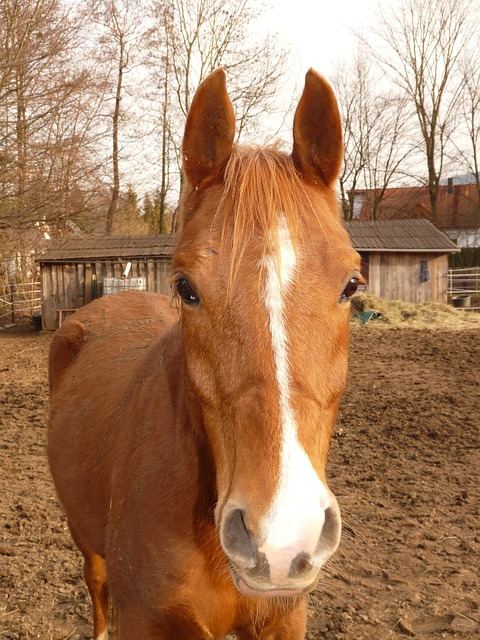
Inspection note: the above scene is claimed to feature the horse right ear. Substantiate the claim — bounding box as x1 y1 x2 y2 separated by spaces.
292 69 343 187
182 68 235 189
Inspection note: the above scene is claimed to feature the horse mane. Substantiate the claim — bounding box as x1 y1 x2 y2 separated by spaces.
216 144 316 289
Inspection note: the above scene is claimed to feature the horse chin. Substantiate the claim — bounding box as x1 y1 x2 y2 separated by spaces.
232 575 312 599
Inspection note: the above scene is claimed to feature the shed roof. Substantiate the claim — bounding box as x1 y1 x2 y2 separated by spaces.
344 219 460 253
38 220 459 263
38 234 176 262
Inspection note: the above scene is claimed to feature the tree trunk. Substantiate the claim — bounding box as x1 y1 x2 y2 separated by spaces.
105 37 124 235
15 67 27 216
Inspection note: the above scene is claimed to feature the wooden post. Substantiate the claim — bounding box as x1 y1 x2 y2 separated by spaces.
85 264 92 304
10 283 15 324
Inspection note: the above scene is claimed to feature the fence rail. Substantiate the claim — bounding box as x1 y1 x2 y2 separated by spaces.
446 268 480 310
0 282 42 326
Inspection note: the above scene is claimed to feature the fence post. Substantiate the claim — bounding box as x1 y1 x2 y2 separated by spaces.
10 283 15 324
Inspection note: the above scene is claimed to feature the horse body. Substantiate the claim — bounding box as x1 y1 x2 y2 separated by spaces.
48 68 361 639
49 292 307 638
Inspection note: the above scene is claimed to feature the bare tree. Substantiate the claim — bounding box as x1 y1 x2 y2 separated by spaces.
148 0 290 229
88 0 147 235
373 0 479 223
362 93 416 220
333 57 368 220
333 45 415 220
0 0 105 240
456 47 480 207
145 3 177 234
161 0 288 129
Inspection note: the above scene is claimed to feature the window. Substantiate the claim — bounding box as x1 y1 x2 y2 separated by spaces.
420 260 429 283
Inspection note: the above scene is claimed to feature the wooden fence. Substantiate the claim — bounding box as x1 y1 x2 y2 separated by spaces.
0 282 42 327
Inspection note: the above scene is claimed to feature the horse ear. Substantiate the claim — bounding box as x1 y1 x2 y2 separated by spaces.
292 69 343 187
182 68 235 189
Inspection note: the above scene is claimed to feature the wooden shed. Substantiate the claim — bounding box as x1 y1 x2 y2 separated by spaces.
344 219 460 304
38 220 459 330
38 235 175 330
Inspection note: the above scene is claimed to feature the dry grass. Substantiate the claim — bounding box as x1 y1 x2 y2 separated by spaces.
351 294 480 328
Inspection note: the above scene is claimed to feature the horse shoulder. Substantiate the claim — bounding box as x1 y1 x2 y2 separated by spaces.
49 319 86 394
47 292 179 555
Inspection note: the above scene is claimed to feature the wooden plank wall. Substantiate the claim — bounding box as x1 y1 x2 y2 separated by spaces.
42 252 451 329
365 252 449 304
41 262 86 331
93 259 172 295
40 258 172 330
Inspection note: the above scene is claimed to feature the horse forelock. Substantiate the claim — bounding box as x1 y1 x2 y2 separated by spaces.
177 142 342 295
215 144 315 288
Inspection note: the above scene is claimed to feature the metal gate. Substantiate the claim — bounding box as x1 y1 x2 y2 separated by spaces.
0 282 42 327
447 268 480 310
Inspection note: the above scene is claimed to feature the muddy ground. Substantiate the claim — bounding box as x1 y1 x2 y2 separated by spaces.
0 322 479 639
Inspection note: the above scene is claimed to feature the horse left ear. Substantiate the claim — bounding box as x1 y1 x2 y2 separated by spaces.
182 68 235 189
292 69 343 187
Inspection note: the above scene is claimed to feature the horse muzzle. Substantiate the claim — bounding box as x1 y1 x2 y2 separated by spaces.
219 495 342 597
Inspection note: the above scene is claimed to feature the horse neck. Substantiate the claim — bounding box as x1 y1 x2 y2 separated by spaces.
169 331 219 521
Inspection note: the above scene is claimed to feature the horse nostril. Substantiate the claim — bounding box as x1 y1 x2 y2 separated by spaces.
289 552 313 579
316 505 342 559
222 509 256 567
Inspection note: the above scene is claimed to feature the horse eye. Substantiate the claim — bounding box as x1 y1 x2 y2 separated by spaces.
340 277 359 303
176 277 200 306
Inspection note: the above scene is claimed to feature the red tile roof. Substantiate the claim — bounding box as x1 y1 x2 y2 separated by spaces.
352 184 480 228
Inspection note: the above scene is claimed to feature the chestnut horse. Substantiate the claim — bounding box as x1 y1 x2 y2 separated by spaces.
47 68 361 639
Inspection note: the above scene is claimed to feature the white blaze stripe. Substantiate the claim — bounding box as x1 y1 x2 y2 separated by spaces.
261 216 330 578
263 216 296 408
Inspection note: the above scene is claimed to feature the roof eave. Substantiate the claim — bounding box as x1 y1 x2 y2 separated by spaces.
37 254 174 263
354 247 461 253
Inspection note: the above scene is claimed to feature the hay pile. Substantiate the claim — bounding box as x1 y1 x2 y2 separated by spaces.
351 294 480 328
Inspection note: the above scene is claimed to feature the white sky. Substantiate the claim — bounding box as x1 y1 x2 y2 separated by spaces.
261 0 379 80
247 0 381 142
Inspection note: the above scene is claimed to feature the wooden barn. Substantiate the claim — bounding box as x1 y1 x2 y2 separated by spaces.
38 220 459 330
344 219 460 304
38 235 175 330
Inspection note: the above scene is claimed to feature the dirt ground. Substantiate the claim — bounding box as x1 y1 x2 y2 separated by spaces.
0 321 479 639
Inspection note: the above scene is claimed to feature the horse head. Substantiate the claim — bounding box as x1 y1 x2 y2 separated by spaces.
174 68 360 597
